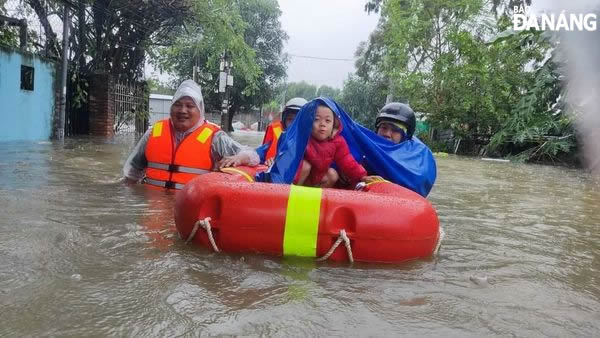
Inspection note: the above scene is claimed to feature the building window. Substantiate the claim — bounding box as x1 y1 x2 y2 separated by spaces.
21 65 34 91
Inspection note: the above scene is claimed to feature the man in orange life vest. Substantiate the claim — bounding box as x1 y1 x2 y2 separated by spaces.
260 97 308 166
122 80 259 189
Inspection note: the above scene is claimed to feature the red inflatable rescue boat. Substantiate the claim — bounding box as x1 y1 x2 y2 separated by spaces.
175 166 441 264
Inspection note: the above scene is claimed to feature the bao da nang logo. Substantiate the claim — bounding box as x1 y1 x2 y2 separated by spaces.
513 5 597 31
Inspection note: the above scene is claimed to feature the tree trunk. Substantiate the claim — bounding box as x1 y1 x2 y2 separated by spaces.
26 0 60 58
227 102 241 132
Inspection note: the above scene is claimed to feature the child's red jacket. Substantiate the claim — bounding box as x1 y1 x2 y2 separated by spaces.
296 129 367 186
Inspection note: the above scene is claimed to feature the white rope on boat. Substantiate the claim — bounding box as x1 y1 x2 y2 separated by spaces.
316 229 354 264
186 217 220 252
434 227 445 256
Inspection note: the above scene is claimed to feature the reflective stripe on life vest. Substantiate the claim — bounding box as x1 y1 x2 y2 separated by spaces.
147 162 211 175
265 121 283 160
283 185 323 257
143 177 185 190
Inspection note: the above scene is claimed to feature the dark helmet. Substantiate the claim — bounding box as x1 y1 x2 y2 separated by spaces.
375 102 416 139
281 97 308 128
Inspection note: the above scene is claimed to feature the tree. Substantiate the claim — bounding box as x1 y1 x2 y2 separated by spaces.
364 0 383 14
21 0 191 80
0 1 41 50
357 0 576 162
337 74 387 127
281 81 318 101
154 0 287 131
352 0 555 153
147 78 175 95
316 85 341 100
0 23 19 48
226 0 288 130
488 30 575 163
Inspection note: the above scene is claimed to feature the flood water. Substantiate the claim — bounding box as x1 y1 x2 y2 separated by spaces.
1 131 598 336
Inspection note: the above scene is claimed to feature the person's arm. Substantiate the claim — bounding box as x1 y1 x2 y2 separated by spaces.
255 142 271 165
211 131 260 168
122 128 151 183
333 136 367 185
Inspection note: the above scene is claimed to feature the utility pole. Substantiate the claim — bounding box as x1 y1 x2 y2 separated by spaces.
281 80 287 112
258 105 263 131
219 52 233 131
57 4 70 139
192 56 199 82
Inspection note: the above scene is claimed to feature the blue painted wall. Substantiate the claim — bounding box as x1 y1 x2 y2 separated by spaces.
0 48 56 141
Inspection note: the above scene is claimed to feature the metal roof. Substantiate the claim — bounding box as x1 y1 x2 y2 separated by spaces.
149 94 173 100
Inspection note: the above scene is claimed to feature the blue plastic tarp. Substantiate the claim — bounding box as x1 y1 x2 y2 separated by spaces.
256 97 437 197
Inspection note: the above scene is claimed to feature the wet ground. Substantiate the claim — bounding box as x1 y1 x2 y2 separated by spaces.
0 132 598 336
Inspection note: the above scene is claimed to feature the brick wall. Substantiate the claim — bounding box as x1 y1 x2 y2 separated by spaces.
88 74 115 137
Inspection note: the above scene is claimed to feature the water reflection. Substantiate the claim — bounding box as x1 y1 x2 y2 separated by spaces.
0 135 599 336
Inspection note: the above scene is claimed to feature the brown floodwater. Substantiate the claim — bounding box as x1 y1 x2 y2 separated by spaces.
0 131 598 336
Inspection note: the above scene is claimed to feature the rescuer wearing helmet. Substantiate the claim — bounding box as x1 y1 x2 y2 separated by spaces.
375 102 416 144
261 97 308 165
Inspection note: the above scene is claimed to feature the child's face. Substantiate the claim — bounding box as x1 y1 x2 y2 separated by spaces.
312 106 335 141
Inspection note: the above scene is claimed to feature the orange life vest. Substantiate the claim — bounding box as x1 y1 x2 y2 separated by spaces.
144 119 220 189
264 120 283 160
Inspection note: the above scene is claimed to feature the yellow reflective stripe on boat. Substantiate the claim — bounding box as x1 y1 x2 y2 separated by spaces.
220 167 254 182
152 121 163 137
283 185 322 257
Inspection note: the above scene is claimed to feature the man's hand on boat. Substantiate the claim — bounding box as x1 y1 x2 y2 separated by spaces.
218 153 249 169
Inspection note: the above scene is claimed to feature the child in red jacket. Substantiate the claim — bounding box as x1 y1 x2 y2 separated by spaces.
294 104 367 188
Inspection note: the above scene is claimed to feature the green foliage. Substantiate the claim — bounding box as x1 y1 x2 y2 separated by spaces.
488 32 576 163
0 26 19 48
70 73 88 109
345 0 574 163
281 81 318 101
227 0 287 120
147 78 175 95
154 0 287 125
0 3 28 49
316 85 341 100
17 0 192 79
337 74 387 127
262 100 280 113
154 0 258 86
364 0 383 14
417 130 453 153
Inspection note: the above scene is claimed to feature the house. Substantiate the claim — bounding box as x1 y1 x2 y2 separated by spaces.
148 94 173 125
0 46 57 141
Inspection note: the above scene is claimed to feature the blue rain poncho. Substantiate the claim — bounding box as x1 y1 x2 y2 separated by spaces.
256 98 437 197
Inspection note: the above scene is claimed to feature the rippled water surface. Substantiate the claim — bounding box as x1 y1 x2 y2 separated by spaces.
0 132 598 336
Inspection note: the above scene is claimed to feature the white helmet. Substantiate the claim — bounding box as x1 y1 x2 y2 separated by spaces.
282 97 308 128
284 97 308 111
